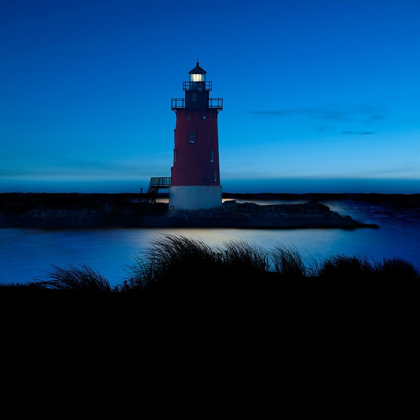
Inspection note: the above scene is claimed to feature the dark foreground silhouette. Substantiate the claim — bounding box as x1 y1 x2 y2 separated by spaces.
1 235 417 324
2 236 415 402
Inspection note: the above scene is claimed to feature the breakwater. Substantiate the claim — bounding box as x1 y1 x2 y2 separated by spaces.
0 192 383 229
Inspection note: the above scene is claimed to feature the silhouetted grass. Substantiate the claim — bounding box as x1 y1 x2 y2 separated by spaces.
38 263 112 293
317 254 419 286
271 245 312 279
121 236 274 301
122 236 217 295
1 235 418 312
222 239 269 274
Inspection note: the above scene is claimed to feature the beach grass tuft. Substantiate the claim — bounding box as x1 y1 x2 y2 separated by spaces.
38 263 112 293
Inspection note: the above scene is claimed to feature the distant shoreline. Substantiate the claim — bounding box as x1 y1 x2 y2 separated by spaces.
1 191 419 199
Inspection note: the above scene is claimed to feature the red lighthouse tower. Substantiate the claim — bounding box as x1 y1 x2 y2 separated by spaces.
169 62 223 210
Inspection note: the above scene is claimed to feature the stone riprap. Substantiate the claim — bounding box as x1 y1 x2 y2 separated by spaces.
160 200 377 229
0 193 379 229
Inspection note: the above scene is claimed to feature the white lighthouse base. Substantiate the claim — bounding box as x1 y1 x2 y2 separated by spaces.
169 186 222 211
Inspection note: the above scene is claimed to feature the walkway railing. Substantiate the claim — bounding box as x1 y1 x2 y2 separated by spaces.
146 177 171 203
147 177 171 194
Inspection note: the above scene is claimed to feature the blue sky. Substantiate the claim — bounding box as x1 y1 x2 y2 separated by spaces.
1 0 419 193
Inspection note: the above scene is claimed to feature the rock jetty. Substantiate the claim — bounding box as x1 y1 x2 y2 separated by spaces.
0 193 379 229
150 200 378 229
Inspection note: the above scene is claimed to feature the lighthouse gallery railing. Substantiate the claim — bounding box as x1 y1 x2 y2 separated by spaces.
183 81 212 91
171 98 223 110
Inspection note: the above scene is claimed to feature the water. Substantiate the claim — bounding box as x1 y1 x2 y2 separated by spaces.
0 199 419 287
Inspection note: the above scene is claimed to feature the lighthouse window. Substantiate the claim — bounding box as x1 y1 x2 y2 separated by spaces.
191 74 203 82
174 149 177 163
189 131 195 143
210 150 214 162
214 170 218 182
192 93 197 101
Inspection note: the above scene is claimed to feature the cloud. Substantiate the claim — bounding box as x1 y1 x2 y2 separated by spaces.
342 131 375 135
249 107 346 121
249 111 288 116
249 104 385 123
316 126 328 133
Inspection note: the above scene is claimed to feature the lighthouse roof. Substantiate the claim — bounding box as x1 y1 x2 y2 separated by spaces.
188 62 207 74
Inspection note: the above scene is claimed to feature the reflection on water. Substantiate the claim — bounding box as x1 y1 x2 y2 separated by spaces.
0 199 419 287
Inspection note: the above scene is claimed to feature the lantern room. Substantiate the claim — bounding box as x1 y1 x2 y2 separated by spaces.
188 62 207 82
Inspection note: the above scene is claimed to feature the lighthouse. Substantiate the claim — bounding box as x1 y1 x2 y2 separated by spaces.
169 62 223 210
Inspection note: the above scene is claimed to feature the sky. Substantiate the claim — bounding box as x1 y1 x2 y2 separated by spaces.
1 0 420 194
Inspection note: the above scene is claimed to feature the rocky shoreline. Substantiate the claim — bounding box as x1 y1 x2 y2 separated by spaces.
0 192 382 229
157 200 378 229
